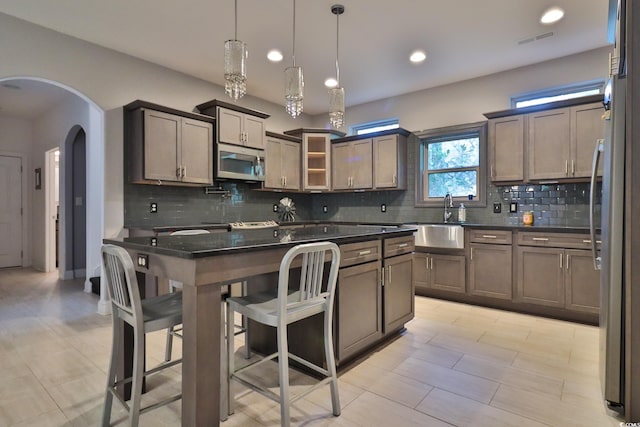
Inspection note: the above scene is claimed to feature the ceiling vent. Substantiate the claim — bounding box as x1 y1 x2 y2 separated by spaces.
517 31 555 45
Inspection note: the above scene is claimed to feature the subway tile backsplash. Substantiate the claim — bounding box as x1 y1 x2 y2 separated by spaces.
124 180 600 228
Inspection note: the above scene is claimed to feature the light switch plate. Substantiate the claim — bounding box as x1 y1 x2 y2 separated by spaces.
322 205 328 213
273 204 279 212
381 204 387 212
150 202 158 213
509 202 518 213
493 202 502 213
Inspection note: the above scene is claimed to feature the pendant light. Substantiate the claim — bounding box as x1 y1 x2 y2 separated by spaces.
285 0 304 118
329 4 345 129
224 0 247 100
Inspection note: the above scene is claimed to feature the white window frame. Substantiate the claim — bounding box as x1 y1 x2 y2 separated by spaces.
350 118 399 136
511 80 605 109
414 121 487 208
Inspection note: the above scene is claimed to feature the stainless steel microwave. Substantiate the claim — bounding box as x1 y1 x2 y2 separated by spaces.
216 142 265 181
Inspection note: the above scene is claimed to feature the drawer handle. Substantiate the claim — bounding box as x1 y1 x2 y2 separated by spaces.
358 250 372 256
481 235 497 239
397 243 409 248
583 239 602 244
532 237 549 241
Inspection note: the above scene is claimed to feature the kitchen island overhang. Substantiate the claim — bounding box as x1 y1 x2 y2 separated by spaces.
103 224 416 426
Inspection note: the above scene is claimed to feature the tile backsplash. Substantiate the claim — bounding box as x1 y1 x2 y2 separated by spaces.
124 180 600 228
478 182 600 226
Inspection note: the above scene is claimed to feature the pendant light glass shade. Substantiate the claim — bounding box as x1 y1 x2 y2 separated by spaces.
329 5 345 129
328 87 345 128
285 0 303 118
224 0 247 100
285 65 304 118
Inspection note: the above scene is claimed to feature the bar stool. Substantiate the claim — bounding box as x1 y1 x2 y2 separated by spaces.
164 229 210 362
226 242 341 427
101 244 182 427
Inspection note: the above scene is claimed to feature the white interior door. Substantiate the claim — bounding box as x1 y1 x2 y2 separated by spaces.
0 155 23 268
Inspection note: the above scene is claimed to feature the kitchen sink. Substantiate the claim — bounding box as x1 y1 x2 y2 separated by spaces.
408 224 465 249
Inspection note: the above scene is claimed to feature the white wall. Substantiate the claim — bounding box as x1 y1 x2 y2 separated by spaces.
310 47 611 132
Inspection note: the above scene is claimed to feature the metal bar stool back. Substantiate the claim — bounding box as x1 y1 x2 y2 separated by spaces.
226 241 341 427
101 244 182 427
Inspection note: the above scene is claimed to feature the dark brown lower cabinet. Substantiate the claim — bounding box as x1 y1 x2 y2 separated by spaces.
564 249 600 313
515 246 600 312
469 243 512 299
383 253 414 333
516 246 565 307
336 260 383 361
413 252 466 294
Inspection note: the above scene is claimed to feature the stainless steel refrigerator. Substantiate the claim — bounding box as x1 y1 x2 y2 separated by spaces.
592 0 626 411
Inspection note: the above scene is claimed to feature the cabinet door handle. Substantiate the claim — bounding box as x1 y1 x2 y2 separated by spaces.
182 165 186 178
393 174 397 185
582 239 591 244
566 254 571 272
388 265 392 285
470 247 474 260
425 257 430 271
565 160 569 175
358 250 372 256
482 235 497 239
398 243 409 248
176 167 182 178
490 165 495 178
571 160 575 175
532 237 549 241
381 267 385 286
430 257 433 270
559 253 563 269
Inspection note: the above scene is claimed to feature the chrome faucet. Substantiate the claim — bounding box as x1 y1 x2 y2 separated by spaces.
444 193 454 223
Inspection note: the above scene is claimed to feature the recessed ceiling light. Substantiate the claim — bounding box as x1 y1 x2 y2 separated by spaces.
267 49 283 62
324 78 338 88
410 50 427 64
540 7 564 25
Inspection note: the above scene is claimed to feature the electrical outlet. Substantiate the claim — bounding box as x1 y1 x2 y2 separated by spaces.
381 204 387 213
150 202 158 213
493 202 502 213
509 202 518 213
273 204 279 212
322 205 328 213
136 254 149 268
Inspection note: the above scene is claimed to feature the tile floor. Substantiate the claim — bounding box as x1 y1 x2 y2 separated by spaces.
0 267 624 426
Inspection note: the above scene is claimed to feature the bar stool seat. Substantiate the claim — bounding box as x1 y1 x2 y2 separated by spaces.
101 244 182 427
226 241 341 427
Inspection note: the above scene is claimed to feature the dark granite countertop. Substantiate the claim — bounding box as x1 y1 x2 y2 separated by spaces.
107 225 416 259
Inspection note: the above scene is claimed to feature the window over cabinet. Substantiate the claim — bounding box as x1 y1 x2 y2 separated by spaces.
350 118 399 136
511 80 604 109
415 121 487 207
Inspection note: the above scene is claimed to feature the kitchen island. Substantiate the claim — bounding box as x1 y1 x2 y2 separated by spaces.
104 224 415 426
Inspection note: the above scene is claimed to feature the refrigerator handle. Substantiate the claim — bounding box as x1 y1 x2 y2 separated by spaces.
589 138 604 270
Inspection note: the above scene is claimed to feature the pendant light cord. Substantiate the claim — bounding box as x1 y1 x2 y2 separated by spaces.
234 0 238 40
335 12 340 86
292 0 296 66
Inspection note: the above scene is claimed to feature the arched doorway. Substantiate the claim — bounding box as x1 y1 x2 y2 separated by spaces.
0 76 107 313
62 126 87 278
